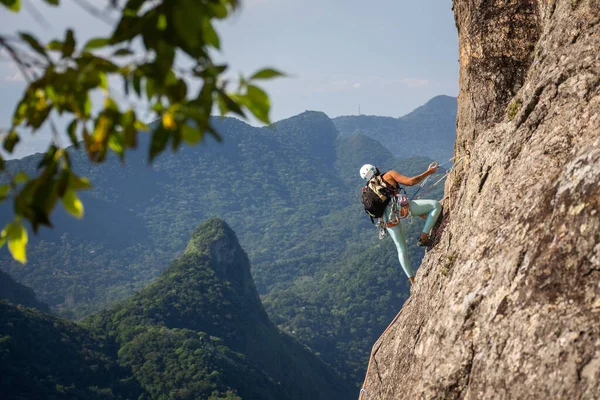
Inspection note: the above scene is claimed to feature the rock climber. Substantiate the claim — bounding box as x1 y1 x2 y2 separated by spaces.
359 163 442 285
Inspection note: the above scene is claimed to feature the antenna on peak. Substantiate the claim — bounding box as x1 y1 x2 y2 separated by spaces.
358 104 361 115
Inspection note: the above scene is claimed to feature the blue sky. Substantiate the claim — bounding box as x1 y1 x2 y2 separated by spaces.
0 0 458 158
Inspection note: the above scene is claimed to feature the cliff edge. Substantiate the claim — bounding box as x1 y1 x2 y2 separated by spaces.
360 1 600 399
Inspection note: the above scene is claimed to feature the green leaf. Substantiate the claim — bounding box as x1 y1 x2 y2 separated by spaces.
122 110 137 148
154 41 176 79
56 169 69 196
83 37 109 50
108 133 125 158
19 32 50 61
68 174 92 191
217 91 246 117
110 11 141 43
146 78 156 100
173 1 203 56
0 184 10 201
152 101 164 114
149 127 169 162
134 120 149 131
67 119 79 147
113 48 133 56
99 73 108 90
217 94 228 116
104 96 119 111
245 85 270 123
47 40 63 51
14 171 28 184
62 29 76 57
61 189 84 218
250 68 286 81
3 130 20 153
202 19 220 49
43 0 58 5
45 84 57 103
84 97 92 117
167 79 187 102
208 3 228 18
181 124 203 145
206 125 222 142
157 13 167 30
132 75 142 96
1 0 21 12
3 220 28 263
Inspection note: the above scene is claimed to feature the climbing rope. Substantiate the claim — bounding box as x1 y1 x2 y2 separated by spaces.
376 155 466 239
412 155 466 201
409 173 432 200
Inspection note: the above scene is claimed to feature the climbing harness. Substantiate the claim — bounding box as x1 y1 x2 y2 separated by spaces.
377 190 411 239
377 219 388 240
387 193 411 225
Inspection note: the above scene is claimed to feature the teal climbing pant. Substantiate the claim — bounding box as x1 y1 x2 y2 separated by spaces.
382 199 442 278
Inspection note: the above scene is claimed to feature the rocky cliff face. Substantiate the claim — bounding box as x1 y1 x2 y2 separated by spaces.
360 1 600 399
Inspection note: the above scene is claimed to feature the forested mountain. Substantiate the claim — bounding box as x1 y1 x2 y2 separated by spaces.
86 218 354 400
0 301 144 399
0 270 49 312
0 109 445 318
0 98 455 388
1 220 353 399
333 95 457 161
263 238 413 384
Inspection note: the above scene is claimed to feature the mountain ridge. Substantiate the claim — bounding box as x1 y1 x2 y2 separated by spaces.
333 95 457 161
0 270 50 313
0 97 455 388
87 218 355 400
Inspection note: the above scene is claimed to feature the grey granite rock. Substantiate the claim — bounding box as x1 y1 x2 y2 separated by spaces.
360 1 600 398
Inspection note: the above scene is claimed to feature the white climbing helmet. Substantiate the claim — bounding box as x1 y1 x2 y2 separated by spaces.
360 164 377 181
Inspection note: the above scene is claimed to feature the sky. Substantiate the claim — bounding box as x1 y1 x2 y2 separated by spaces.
0 0 458 159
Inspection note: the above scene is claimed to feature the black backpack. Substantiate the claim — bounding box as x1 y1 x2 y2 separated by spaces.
360 173 399 223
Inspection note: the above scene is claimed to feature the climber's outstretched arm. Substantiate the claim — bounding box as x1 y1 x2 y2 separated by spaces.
386 165 437 186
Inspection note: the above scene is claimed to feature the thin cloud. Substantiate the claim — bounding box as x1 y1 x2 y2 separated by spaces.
302 74 428 94
363 76 430 88
390 78 429 87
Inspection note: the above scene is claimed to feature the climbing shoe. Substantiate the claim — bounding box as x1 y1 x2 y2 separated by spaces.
417 237 434 247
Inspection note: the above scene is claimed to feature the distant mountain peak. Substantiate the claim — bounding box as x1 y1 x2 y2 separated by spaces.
333 94 457 161
181 218 257 301
184 217 237 256
402 95 457 117
0 270 50 313
288 109 331 120
270 110 336 134
425 94 456 103
93 217 354 400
